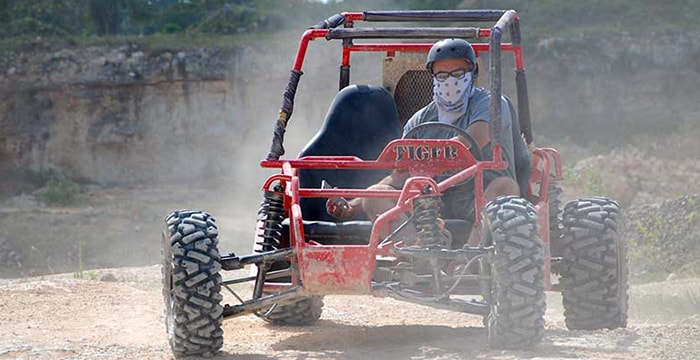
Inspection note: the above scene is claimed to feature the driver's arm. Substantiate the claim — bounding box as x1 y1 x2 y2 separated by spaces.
342 169 408 211
377 169 409 189
454 120 489 149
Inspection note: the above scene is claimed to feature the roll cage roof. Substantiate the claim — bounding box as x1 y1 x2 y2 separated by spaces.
265 9 532 162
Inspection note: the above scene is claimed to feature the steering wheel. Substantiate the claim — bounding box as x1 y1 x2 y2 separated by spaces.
403 122 483 161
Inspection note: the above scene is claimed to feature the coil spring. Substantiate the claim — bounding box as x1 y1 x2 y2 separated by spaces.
255 185 285 253
413 195 443 247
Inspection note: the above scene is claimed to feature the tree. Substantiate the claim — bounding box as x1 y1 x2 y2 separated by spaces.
89 0 119 35
125 0 156 35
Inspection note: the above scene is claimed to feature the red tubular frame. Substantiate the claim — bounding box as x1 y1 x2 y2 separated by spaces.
261 139 508 294
293 22 524 72
262 10 562 294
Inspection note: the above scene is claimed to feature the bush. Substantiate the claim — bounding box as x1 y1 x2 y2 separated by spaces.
162 23 183 34
35 177 81 206
624 194 700 280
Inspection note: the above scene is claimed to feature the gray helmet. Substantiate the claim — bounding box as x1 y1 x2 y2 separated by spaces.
425 38 478 79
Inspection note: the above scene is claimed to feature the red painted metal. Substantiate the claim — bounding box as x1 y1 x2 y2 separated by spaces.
530 148 555 204
292 23 522 77
348 43 432 53
293 29 328 71
262 9 554 296
342 12 364 21
300 245 374 295
513 45 524 70
259 139 513 294
300 188 402 199
342 47 350 67
262 139 478 178
261 174 292 192
539 147 563 180
343 43 517 56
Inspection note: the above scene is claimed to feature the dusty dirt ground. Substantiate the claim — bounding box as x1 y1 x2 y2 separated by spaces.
0 148 699 360
0 265 698 360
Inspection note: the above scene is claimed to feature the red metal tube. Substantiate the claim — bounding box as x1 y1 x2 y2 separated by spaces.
342 47 350 67
539 147 563 179
513 45 524 71
299 188 403 199
293 29 328 71
342 12 364 21
532 148 551 202
344 43 515 56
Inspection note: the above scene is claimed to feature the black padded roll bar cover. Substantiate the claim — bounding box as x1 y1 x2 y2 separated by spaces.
487 9 518 149
310 13 346 29
515 70 533 144
266 70 302 160
488 25 503 148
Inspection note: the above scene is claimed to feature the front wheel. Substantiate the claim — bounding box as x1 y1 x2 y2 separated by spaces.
560 197 628 330
162 210 224 357
483 196 546 349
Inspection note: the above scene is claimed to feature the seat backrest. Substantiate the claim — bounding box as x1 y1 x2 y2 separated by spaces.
298 84 402 221
393 70 434 125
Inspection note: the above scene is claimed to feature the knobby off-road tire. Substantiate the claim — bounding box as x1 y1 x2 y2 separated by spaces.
484 196 546 349
560 197 628 330
255 201 324 327
259 295 324 326
162 210 224 357
548 181 564 257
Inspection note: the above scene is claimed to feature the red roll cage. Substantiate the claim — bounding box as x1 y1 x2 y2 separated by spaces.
255 10 563 293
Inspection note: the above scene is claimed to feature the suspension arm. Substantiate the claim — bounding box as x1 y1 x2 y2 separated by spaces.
221 248 295 271
222 286 304 318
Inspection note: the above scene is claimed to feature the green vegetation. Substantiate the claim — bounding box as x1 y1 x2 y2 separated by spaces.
561 160 610 198
35 176 81 206
460 0 700 36
627 195 700 282
1 0 697 42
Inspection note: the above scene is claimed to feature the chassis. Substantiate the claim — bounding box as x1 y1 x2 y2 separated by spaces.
162 9 629 357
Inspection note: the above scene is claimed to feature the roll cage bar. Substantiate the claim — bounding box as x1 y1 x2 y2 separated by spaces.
264 9 532 163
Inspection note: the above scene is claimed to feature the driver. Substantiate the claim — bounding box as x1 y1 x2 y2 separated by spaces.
327 38 522 246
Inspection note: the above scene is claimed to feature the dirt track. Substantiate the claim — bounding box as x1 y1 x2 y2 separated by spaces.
0 266 698 360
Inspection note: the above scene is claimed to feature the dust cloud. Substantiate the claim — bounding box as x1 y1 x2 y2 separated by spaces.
208 30 385 255
0 9 385 277
2 6 700 290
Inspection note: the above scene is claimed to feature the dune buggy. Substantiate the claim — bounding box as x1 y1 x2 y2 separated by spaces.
162 9 629 357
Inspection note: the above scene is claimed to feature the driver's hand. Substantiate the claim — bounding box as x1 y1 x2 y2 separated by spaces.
326 197 353 219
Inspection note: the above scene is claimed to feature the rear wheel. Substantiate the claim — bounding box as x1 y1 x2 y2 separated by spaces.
483 196 545 349
560 197 628 330
259 296 324 325
255 196 324 326
162 210 223 357
548 181 564 257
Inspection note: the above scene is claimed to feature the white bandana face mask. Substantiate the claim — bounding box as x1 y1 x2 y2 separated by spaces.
433 72 474 124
